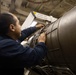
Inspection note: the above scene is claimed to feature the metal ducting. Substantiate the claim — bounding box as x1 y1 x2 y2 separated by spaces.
30 6 76 74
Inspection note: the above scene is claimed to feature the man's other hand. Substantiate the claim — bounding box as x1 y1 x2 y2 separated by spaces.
38 32 46 43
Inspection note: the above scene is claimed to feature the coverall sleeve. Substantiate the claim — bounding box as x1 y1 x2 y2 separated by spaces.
0 40 47 68
19 27 37 42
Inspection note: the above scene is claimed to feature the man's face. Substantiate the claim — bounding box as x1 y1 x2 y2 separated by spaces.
12 14 21 39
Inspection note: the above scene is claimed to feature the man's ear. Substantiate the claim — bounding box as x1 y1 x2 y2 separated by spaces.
9 24 15 31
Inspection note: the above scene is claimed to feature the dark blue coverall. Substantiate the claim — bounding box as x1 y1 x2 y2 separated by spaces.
0 27 47 75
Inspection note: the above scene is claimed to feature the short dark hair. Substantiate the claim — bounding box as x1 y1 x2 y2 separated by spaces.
0 13 16 35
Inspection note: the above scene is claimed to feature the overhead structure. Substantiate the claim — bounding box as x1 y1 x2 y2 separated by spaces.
1 0 76 23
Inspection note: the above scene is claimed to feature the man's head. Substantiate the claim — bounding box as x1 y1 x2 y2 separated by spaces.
0 13 21 40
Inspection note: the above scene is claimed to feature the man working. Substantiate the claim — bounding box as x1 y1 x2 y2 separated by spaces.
0 13 47 75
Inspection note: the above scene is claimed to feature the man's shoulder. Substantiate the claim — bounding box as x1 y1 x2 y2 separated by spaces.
0 38 17 46
0 38 14 42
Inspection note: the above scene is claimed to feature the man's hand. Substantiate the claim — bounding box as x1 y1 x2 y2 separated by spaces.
36 23 44 29
38 32 46 43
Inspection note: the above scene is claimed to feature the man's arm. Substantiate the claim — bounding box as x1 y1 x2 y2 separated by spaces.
19 24 44 42
0 39 47 68
19 27 37 42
